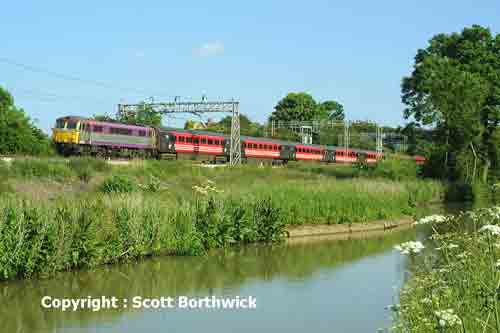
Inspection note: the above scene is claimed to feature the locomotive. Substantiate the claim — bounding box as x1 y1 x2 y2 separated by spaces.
52 116 425 165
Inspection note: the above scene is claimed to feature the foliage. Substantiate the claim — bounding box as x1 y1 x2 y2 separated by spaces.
360 158 419 181
69 157 110 183
116 102 162 127
0 86 54 155
93 101 162 127
317 100 345 121
402 25 500 182
394 207 500 332
9 159 73 180
270 92 345 122
0 161 446 281
100 175 136 193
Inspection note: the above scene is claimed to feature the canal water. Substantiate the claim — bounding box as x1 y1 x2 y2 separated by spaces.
0 225 430 333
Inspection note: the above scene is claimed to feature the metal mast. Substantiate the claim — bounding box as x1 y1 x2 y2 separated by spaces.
343 120 350 151
117 99 241 166
229 102 241 166
376 125 383 157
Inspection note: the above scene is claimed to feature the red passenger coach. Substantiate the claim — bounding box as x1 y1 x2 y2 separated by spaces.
170 131 225 161
172 131 196 153
335 149 358 163
243 139 281 159
196 133 225 155
295 145 323 161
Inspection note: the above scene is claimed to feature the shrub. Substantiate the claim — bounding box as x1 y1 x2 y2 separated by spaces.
69 158 110 183
10 159 73 180
100 175 136 193
363 158 418 181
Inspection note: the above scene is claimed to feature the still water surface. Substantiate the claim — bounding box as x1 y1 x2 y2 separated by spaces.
0 226 427 333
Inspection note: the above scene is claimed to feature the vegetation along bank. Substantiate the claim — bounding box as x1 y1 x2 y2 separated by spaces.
392 207 500 332
0 157 443 281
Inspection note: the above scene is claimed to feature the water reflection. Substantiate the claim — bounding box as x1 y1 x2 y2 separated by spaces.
1 227 417 333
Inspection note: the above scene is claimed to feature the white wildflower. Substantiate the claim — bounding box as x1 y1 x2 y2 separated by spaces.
479 225 500 236
193 181 223 195
415 214 448 225
394 241 425 255
434 309 462 327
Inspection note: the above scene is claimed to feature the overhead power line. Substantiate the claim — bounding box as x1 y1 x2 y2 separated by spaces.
10 86 112 105
0 56 168 98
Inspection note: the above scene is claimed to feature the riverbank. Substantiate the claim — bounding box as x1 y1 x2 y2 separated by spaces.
393 206 500 332
287 216 414 238
0 158 444 281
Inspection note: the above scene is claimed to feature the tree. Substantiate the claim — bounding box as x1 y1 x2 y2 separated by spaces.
270 92 345 122
402 25 500 182
0 86 53 155
92 114 115 122
270 93 319 122
318 100 345 121
116 102 162 127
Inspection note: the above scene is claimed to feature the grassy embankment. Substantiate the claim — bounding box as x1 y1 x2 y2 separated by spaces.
393 206 500 332
0 157 443 281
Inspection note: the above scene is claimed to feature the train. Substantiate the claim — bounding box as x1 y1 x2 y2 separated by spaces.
52 115 426 165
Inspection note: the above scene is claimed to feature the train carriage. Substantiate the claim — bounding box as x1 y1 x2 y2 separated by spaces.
295 144 323 162
156 128 227 163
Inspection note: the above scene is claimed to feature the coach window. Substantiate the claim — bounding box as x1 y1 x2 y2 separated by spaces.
139 130 146 137
208 139 213 145
193 138 199 144
180 137 185 142
187 137 192 143
201 138 207 144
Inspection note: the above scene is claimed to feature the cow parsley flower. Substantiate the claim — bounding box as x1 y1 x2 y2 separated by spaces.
395 241 425 255
415 214 448 225
434 309 462 327
479 225 500 236
193 181 224 196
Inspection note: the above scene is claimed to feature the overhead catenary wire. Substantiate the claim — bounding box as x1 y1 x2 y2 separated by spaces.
0 56 174 99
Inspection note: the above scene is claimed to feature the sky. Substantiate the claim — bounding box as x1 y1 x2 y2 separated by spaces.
1 0 499 133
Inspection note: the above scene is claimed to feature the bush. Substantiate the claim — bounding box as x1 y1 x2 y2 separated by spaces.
10 159 73 180
100 175 136 193
69 158 110 183
363 158 419 181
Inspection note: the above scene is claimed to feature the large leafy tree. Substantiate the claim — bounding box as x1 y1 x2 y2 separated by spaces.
402 25 500 182
270 92 345 122
317 100 345 121
270 92 318 122
0 86 53 155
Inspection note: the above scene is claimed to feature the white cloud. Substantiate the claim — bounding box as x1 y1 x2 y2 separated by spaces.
194 41 225 57
134 51 146 58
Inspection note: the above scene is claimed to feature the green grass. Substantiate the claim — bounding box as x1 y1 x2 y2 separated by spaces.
0 158 445 281
393 206 500 332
